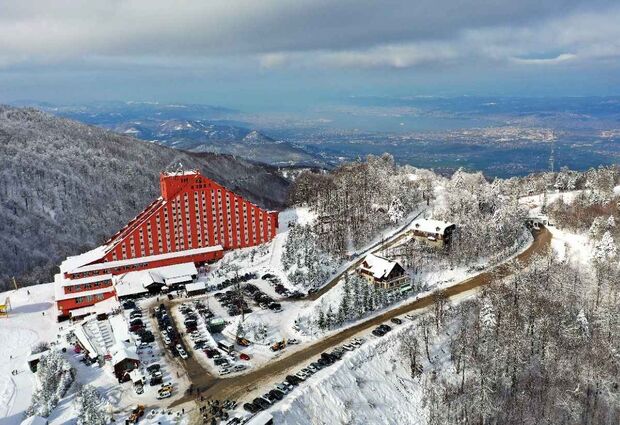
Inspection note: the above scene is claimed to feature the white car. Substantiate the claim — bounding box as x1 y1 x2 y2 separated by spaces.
163 336 172 345
342 344 355 351
295 372 307 381
219 368 231 376
157 390 172 399
287 338 300 345
176 345 188 359
233 364 246 371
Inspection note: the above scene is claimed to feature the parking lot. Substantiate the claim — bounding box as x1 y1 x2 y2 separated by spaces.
120 299 187 403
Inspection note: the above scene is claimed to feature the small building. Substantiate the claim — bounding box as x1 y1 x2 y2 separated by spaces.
185 282 207 297
526 213 551 229
27 350 50 373
410 219 455 248
111 344 140 382
358 254 407 290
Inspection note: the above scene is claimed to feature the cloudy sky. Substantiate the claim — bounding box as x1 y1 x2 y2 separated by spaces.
1 0 619 109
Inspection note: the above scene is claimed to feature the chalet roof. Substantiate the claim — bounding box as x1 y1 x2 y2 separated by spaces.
114 271 152 297
111 343 140 366
359 254 402 280
109 314 132 344
186 282 206 292
59 245 109 274
411 219 454 235
69 297 120 318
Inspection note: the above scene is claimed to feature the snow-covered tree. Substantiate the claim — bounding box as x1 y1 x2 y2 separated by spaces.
74 385 109 425
593 231 618 263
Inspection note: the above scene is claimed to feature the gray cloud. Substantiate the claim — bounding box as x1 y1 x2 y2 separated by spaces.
0 0 618 71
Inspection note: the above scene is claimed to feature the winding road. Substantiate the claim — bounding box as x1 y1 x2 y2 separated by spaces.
171 226 551 407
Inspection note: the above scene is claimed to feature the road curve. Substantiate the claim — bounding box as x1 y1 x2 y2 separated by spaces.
306 209 426 301
172 227 551 406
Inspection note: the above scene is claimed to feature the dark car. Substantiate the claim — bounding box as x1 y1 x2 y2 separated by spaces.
321 352 337 362
329 350 343 360
285 375 302 385
390 317 403 325
149 376 163 386
372 328 386 337
379 324 392 332
243 403 259 413
269 389 285 401
139 331 155 343
123 301 136 310
146 364 161 373
253 397 271 410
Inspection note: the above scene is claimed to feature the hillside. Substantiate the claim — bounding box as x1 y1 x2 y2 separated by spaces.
0 106 290 289
114 119 324 166
22 102 328 167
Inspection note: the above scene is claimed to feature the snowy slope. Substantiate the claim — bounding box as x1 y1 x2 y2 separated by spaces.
0 284 57 425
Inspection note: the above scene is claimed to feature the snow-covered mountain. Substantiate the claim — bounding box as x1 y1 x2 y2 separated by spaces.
0 106 291 289
115 119 325 166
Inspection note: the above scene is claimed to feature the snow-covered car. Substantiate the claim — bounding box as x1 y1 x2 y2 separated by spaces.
219 368 231 376
233 364 246 371
295 372 308 380
163 335 172 345
342 344 355 351
287 338 300 345
306 365 318 373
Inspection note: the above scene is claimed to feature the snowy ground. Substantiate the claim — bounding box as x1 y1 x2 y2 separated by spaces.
0 284 57 425
0 284 192 425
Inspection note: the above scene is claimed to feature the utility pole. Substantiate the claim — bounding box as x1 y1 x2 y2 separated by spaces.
12 277 18 291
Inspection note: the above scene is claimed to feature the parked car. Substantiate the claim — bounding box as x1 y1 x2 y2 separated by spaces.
134 384 144 395
243 403 259 413
253 397 271 410
233 364 246 371
287 338 300 345
176 344 188 359
149 376 163 386
275 383 290 394
239 353 251 361
285 375 302 385
269 389 285 401
157 389 171 399
372 328 386 337
146 364 160 373
391 317 403 325
264 392 278 403
379 324 392 332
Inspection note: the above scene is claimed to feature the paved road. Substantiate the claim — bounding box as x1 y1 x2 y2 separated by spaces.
306 209 426 301
172 227 551 407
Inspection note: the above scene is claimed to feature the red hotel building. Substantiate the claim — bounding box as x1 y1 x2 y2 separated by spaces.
55 170 279 319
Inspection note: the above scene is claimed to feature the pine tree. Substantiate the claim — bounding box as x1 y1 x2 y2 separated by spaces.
317 309 326 330
75 385 108 425
338 276 352 323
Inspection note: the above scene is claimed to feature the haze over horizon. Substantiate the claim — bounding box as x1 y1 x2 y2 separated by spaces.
2 1 620 111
